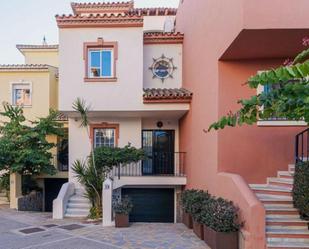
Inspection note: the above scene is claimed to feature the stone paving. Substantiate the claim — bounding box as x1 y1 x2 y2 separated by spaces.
0 205 210 249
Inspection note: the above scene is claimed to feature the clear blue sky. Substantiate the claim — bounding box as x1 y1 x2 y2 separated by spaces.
0 0 179 64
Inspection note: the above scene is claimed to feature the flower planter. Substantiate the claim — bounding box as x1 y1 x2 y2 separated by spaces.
182 210 193 229
203 225 238 249
193 220 204 240
115 213 129 228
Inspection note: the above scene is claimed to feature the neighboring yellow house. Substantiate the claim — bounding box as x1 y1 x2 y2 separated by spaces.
0 43 68 211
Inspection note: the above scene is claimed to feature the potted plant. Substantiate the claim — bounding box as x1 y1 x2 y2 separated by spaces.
180 189 198 229
201 197 242 249
189 190 211 239
113 196 133 228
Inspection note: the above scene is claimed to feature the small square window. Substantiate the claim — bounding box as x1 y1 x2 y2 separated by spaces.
89 49 113 78
12 83 32 106
94 128 115 148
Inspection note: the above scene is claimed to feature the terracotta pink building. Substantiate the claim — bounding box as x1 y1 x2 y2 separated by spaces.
176 0 309 248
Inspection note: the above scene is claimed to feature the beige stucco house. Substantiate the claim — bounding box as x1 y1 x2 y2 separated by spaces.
53 1 191 223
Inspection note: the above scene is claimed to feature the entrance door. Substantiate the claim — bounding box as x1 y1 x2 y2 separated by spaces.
142 130 175 175
44 178 68 212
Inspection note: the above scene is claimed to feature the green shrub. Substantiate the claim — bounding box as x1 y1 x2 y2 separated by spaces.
201 197 242 233
0 173 10 191
94 145 145 174
293 161 309 220
113 196 133 215
180 189 199 213
88 206 102 220
181 189 211 222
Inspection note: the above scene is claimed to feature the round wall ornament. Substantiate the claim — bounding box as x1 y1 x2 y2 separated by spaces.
149 54 177 82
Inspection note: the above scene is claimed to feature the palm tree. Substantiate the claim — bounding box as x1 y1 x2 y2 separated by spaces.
72 98 101 218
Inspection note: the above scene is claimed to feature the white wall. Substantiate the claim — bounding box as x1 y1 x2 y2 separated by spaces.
59 27 144 112
143 16 175 31
68 117 142 183
143 44 183 89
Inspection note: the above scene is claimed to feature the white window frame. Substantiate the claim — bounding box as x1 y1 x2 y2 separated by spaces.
93 128 116 148
256 83 306 127
10 81 32 108
88 48 114 79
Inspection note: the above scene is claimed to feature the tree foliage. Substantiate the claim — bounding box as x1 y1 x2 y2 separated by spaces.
0 103 63 175
208 47 309 131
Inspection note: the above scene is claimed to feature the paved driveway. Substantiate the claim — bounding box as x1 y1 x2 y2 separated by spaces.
0 205 209 249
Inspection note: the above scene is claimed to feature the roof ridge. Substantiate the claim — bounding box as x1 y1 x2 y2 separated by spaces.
0 64 58 70
16 44 59 49
55 12 142 18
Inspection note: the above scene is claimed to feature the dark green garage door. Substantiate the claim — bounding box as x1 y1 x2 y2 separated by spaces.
122 188 174 223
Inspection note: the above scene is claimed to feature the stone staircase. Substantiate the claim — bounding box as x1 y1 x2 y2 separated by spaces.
0 190 9 205
64 188 91 218
250 164 309 249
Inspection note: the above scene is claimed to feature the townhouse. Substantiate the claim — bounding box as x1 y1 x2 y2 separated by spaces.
0 44 68 211
176 0 309 248
54 1 190 222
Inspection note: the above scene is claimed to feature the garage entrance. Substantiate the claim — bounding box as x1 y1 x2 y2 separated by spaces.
122 188 174 223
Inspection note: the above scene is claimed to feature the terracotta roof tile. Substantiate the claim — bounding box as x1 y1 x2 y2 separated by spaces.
70 1 177 16
129 8 177 16
144 32 184 44
143 88 192 103
0 64 54 71
71 1 134 14
56 13 143 28
16 44 59 50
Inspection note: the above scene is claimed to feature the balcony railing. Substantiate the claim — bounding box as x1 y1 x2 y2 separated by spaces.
295 128 309 163
110 152 186 179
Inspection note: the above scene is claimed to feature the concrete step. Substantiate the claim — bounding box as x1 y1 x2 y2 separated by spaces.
266 216 309 227
74 188 85 195
67 202 91 209
251 185 292 197
264 204 299 215
267 227 309 239
68 196 90 204
268 241 309 249
256 194 293 205
288 164 295 173
278 171 294 180
65 208 89 217
64 212 89 218
268 178 294 188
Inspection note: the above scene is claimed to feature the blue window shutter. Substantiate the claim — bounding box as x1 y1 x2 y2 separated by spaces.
101 51 112 77
90 51 100 67
264 84 271 93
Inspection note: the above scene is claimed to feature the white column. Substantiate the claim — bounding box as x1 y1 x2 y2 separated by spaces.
10 173 22 209
102 178 114 227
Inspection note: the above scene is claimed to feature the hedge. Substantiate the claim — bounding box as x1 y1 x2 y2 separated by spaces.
293 161 309 220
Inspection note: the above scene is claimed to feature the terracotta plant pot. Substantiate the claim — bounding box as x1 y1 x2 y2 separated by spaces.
115 213 129 228
182 211 193 229
203 225 238 249
193 220 204 240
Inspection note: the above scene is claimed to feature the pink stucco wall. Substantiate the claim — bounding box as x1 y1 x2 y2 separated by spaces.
176 0 309 248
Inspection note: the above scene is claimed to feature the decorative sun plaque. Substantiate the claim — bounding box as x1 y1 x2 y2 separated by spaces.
149 54 177 82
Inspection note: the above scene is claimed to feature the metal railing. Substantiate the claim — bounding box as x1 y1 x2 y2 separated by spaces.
295 128 309 163
110 152 186 179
